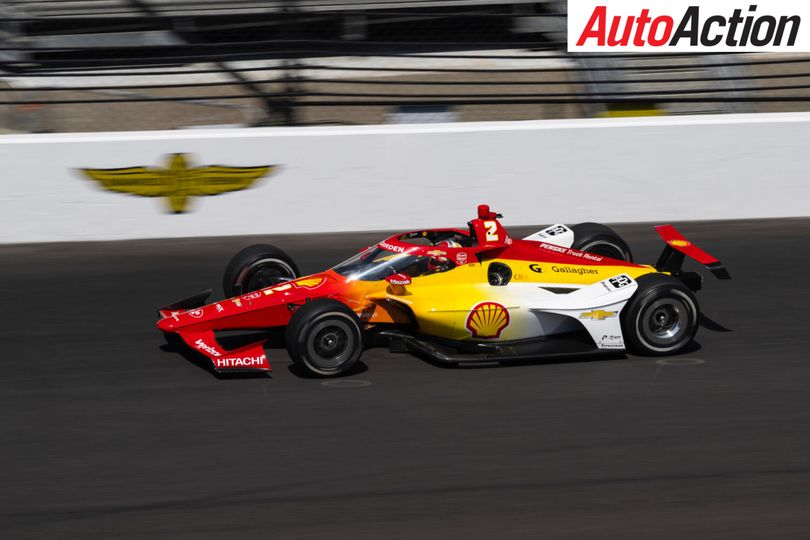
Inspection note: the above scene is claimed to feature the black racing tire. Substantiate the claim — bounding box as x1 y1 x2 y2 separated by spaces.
286 299 363 377
621 274 699 356
223 244 299 298
570 222 633 262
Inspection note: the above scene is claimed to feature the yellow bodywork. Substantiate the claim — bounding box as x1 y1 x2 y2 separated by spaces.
363 259 657 342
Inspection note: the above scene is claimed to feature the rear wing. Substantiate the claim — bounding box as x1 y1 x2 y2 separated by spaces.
654 225 731 280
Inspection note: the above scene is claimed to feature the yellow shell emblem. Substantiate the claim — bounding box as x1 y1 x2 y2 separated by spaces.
669 239 691 248
466 302 510 339
293 277 326 290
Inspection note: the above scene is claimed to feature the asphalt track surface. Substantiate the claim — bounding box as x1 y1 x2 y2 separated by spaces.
2 218 809 539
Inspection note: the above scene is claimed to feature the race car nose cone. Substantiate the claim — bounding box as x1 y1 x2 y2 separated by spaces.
157 317 176 332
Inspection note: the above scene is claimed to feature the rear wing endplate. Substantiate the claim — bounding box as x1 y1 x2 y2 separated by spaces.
654 225 731 280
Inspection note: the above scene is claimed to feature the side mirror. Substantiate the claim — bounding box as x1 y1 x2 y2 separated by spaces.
385 273 411 286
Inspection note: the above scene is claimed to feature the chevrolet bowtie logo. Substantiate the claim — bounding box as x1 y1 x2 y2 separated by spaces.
579 309 617 321
81 153 277 213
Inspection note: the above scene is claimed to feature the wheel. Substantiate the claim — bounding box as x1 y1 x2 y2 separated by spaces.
571 222 633 261
286 299 363 377
621 274 699 356
223 244 299 297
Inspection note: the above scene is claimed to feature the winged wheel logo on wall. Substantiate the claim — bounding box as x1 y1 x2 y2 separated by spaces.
81 153 278 213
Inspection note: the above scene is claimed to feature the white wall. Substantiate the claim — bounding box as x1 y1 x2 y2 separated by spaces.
2 112 810 244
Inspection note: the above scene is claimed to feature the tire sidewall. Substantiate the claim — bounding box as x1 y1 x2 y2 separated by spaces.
570 223 633 262
623 276 699 356
287 300 363 377
577 235 630 261
223 244 299 297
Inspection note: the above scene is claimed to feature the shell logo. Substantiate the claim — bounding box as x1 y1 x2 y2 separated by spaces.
466 302 510 339
293 277 326 290
669 239 691 248
265 277 325 295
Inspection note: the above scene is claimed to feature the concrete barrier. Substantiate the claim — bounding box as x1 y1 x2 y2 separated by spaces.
2 112 809 244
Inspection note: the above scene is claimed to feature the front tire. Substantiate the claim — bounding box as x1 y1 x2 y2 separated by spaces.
622 274 699 356
571 222 633 261
286 299 363 377
223 244 299 297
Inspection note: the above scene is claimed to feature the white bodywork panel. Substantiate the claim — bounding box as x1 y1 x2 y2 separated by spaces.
522 224 575 248
496 273 639 351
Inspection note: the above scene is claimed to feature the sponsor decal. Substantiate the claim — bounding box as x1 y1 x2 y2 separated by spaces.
580 309 618 321
669 239 692 248
504 237 513 245
529 264 544 273
546 225 568 236
608 275 633 289
194 338 221 357
540 243 602 262
379 241 407 254
600 334 625 349
564 249 603 262
215 303 224 313
232 298 242 307
466 302 511 339
569 0 806 53
426 249 447 257
456 252 468 265
577 252 602 262
81 153 278 213
293 277 326 290
241 291 262 301
552 265 599 275
387 276 411 286
187 308 204 318
214 355 267 368
540 242 568 254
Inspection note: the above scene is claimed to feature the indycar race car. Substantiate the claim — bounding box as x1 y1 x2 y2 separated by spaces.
157 205 730 377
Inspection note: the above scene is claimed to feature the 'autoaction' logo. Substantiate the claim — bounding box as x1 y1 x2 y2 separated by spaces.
568 0 808 52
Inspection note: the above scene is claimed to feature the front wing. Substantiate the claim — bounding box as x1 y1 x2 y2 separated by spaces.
158 290 271 373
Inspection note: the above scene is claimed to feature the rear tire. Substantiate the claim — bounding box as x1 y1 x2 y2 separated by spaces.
571 222 633 262
622 274 699 356
223 244 299 297
286 299 363 377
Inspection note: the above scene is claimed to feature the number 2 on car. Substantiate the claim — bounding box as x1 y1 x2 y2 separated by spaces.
484 220 498 242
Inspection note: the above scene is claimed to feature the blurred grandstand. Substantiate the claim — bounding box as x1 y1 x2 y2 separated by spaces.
1 0 810 132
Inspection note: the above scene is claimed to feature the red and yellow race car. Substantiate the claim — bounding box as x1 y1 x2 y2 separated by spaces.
157 205 729 377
